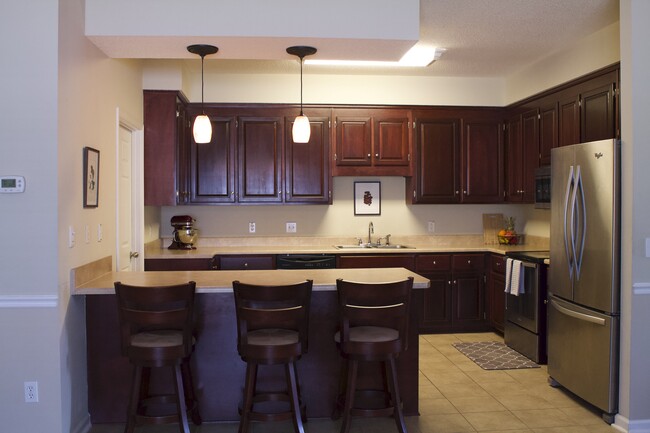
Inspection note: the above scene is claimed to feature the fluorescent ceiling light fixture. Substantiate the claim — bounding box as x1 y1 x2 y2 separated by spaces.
305 46 445 68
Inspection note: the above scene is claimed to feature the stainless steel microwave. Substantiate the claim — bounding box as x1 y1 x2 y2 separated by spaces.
535 166 551 208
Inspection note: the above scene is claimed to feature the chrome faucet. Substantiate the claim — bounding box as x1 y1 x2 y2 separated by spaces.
368 221 374 245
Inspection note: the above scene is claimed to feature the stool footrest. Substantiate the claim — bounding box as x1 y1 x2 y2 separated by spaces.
240 391 306 423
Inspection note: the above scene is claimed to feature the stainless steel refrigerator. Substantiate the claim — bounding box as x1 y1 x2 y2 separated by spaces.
547 138 620 423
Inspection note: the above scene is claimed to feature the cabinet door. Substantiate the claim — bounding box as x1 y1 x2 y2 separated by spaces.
419 272 453 332
538 102 558 167
505 113 524 202
452 254 486 328
238 116 283 203
144 91 186 206
521 109 540 202
488 272 506 332
373 110 410 167
411 114 461 204
462 118 503 203
581 83 616 143
559 94 580 148
189 113 237 203
285 112 331 203
333 109 372 166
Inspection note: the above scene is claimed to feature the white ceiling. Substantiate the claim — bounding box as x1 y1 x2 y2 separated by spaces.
89 0 620 78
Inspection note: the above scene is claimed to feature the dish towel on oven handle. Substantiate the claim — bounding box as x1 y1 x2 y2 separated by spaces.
504 258 525 296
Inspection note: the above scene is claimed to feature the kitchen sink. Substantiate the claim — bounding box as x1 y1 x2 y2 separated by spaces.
334 244 414 250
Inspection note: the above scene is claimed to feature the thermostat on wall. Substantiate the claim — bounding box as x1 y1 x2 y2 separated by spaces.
0 175 25 193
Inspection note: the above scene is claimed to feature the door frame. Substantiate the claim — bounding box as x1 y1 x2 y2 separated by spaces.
115 107 144 271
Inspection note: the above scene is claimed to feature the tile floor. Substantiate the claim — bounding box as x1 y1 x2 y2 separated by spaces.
89 332 618 433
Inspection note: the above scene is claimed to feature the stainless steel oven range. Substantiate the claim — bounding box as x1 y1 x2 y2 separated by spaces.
504 250 549 364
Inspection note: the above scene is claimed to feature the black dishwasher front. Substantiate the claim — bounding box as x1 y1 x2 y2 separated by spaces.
276 254 336 269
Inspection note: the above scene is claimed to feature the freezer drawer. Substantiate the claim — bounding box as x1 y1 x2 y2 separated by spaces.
547 296 618 415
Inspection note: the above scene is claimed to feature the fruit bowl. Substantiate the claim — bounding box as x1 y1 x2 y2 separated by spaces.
498 233 521 245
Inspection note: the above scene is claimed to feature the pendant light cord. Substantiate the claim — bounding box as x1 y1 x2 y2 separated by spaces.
201 55 205 115
299 56 304 116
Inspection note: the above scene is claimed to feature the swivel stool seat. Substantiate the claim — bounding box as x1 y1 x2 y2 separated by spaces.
114 281 202 433
232 279 313 433
333 277 413 433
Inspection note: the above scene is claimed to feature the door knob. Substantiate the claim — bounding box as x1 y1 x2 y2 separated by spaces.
129 251 139 259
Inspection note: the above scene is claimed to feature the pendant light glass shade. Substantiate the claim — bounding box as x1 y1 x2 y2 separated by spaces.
292 114 311 143
286 46 317 143
193 114 212 143
187 44 218 144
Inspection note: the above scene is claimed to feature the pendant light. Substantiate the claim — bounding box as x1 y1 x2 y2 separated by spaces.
286 46 317 143
187 44 218 144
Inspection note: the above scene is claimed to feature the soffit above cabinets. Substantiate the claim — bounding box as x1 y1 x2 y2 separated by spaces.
85 0 618 78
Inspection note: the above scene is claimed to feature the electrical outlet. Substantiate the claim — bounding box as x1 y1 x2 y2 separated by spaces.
68 226 75 248
24 381 38 403
97 224 103 242
286 222 297 233
427 221 435 233
249 222 256 233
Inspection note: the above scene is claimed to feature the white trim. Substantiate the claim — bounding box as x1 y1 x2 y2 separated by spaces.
116 107 145 272
0 295 58 308
632 282 650 295
614 412 650 433
70 414 92 433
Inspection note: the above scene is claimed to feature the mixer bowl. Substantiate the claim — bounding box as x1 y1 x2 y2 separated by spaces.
176 228 198 245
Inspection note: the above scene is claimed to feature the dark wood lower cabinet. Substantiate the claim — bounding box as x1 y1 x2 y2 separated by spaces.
417 253 489 333
487 254 507 333
336 254 415 270
85 291 420 422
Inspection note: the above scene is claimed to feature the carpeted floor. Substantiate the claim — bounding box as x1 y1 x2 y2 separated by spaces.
452 341 540 370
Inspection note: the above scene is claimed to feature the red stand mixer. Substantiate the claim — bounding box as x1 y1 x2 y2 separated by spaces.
168 215 198 250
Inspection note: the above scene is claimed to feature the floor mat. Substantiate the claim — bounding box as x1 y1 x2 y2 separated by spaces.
452 341 540 370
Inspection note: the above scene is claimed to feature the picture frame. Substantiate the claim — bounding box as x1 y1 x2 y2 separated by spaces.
354 181 381 215
83 147 100 208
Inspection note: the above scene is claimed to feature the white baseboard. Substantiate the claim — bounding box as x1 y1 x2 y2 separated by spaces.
614 413 650 433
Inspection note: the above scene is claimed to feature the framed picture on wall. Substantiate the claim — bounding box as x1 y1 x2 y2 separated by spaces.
83 147 100 208
354 181 381 215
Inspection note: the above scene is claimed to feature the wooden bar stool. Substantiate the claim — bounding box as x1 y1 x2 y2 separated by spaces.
232 279 313 433
333 277 414 433
114 281 202 433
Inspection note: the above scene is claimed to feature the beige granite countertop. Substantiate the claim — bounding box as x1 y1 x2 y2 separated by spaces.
147 234 549 259
73 266 429 295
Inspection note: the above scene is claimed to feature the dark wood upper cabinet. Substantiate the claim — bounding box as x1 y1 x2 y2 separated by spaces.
183 106 330 205
143 90 188 206
409 112 461 204
461 114 504 204
285 111 331 204
581 83 616 143
189 113 237 204
505 113 524 202
559 94 581 148
237 115 284 203
408 109 502 204
539 101 558 166
332 108 412 176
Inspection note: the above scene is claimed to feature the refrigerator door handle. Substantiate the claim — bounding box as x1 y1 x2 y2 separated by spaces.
563 165 575 280
550 299 606 326
574 165 586 278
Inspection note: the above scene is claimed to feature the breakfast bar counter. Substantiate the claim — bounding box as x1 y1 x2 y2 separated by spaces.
77 265 428 423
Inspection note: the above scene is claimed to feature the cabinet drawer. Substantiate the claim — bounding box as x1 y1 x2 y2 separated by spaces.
219 255 275 270
491 254 506 275
452 254 485 272
416 254 451 272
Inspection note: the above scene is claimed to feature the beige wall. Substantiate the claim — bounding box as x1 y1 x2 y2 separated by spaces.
0 0 144 432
